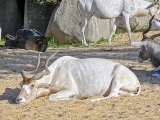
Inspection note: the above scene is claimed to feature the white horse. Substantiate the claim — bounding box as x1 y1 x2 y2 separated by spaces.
77 0 160 46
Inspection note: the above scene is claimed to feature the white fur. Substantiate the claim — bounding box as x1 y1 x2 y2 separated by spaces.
18 98 26 103
77 0 159 46
17 56 141 103
150 17 160 31
22 84 32 95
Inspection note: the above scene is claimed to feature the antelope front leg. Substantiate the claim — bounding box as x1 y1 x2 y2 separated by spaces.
152 65 160 79
152 73 160 79
49 90 77 100
37 88 50 97
153 65 160 73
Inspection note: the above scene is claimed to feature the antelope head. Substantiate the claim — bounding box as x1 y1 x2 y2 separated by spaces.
150 0 160 16
16 51 58 104
131 33 160 63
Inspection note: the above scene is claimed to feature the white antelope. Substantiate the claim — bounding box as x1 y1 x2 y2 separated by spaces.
77 0 160 46
16 51 140 104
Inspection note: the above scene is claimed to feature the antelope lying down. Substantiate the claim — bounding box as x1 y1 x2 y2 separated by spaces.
132 34 160 78
16 51 140 104
78 0 160 46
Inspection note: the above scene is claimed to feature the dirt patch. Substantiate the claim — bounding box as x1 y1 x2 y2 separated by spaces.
0 32 160 120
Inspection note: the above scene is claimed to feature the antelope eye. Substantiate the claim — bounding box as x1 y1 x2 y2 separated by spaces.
20 83 23 86
31 84 34 87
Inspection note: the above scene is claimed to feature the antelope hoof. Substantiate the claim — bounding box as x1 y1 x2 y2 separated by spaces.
82 44 89 47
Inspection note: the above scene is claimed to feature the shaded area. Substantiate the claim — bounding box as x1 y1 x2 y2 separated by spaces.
16 0 25 24
24 0 61 34
0 88 20 104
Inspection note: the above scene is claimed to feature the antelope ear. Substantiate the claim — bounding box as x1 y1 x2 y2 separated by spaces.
131 41 147 47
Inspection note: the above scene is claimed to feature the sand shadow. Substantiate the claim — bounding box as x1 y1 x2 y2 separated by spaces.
0 88 20 104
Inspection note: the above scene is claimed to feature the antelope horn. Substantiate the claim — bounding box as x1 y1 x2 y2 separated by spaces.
142 34 148 41
150 33 160 39
143 15 155 35
154 0 159 3
21 53 41 79
32 51 59 80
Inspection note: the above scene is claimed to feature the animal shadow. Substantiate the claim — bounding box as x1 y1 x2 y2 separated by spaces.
0 88 20 104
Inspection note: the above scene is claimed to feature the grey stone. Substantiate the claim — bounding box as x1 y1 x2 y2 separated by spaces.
130 16 152 31
24 0 58 34
45 0 111 44
118 15 152 31
119 0 155 31
0 0 23 37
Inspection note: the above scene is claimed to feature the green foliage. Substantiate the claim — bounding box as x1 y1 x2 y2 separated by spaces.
47 37 59 48
96 37 107 44
46 28 128 48
109 28 126 40
65 36 74 45
132 28 142 33
112 34 116 39
115 28 126 34
0 38 5 46
47 37 82 48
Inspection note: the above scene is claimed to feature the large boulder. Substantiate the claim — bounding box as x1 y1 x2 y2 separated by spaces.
24 0 59 34
119 0 155 31
45 0 111 44
0 0 23 38
118 15 152 31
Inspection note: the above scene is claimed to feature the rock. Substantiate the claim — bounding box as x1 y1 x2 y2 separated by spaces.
118 0 155 31
130 16 151 31
0 27 1 40
118 15 152 31
0 0 23 37
24 0 59 34
45 0 111 44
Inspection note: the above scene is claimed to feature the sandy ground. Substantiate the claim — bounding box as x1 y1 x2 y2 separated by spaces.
0 32 160 120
